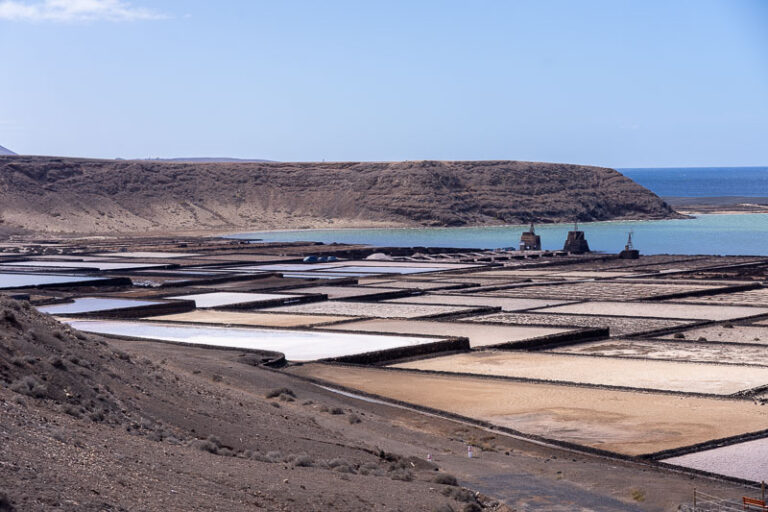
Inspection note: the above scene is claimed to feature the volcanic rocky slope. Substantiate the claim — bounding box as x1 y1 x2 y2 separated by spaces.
0 156 680 235
0 296 508 511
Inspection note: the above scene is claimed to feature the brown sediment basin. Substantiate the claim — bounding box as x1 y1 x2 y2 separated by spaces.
390 351 768 395
287 363 768 456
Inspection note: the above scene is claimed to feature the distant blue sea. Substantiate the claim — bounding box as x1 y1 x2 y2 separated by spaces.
230 167 768 256
620 167 768 197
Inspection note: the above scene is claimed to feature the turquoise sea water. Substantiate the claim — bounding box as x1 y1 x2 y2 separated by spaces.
230 213 768 256
231 167 768 255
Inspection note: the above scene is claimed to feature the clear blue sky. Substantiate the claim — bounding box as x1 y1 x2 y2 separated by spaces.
1 0 766 167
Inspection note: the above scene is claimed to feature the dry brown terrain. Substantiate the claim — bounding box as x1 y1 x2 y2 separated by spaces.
0 156 680 235
0 296 754 511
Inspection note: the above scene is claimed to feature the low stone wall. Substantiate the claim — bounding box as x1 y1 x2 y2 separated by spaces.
325 337 470 366
67 299 196 319
482 327 609 350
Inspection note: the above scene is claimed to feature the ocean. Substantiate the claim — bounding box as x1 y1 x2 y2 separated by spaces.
230 167 768 256
620 167 768 198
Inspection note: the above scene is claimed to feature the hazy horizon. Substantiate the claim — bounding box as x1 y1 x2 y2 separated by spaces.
1 0 766 168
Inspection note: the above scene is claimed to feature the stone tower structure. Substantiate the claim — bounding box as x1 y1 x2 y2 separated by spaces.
519 223 541 251
563 222 590 254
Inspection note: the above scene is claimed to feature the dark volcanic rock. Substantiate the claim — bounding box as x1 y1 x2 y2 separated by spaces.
0 156 680 234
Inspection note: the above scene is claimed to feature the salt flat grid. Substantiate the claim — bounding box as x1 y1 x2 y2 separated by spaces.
0 260 168 271
287 363 768 457
316 265 448 274
658 324 768 344
663 437 768 483
326 318 571 348
391 351 768 395
150 310 354 328
38 297 163 315
61 319 445 362
550 339 768 366
383 294 573 311
464 311 695 336
261 301 484 319
283 285 405 299
536 301 768 321
280 272 377 279
0 273 105 289
93 252 202 258
479 281 729 301
165 291 300 308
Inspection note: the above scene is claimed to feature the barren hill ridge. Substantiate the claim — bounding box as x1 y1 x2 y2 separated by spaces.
0 156 680 235
0 145 16 156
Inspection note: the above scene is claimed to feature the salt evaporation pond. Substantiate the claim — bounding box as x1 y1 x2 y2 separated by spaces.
62 320 446 361
0 273 106 289
0 261 167 271
39 297 164 315
663 437 768 483
166 292 301 308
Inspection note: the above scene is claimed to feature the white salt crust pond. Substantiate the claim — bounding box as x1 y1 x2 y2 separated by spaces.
0 273 106 289
663 437 768 483
61 319 446 361
165 292 303 308
0 260 168 271
39 297 164 315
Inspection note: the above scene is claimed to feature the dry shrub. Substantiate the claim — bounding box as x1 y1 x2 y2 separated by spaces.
10 375 48 398
265 387 295 399
433 473 458 486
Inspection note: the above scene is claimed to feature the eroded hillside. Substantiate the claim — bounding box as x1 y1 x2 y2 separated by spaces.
0 156 680 235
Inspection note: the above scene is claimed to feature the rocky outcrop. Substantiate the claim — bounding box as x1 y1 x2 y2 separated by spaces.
0 156 680 234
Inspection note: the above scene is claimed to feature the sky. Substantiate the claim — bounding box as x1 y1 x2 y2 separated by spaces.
0 0 766 167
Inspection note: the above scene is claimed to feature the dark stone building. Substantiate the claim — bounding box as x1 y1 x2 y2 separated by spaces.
519 223 541 251
563 223 590 253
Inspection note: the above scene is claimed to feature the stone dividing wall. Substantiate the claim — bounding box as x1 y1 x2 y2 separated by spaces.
2 276 132 291
219 293 328 311
478 327 609 350
325 337 470 366
62 299 197 319
644 428 768 463
651 282 762 301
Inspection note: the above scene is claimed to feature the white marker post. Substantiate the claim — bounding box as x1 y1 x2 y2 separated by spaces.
467 445 473 458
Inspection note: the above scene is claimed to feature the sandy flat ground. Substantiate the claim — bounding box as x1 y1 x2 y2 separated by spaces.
552 339 768 366
384 294 572 311
538 301 768 320
287 364 768 456
325 319 571 347
261 301 482 318
664 437 768 483
660 324 768 344
148 310 355 327
465 311 693 336
391 351 768 394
